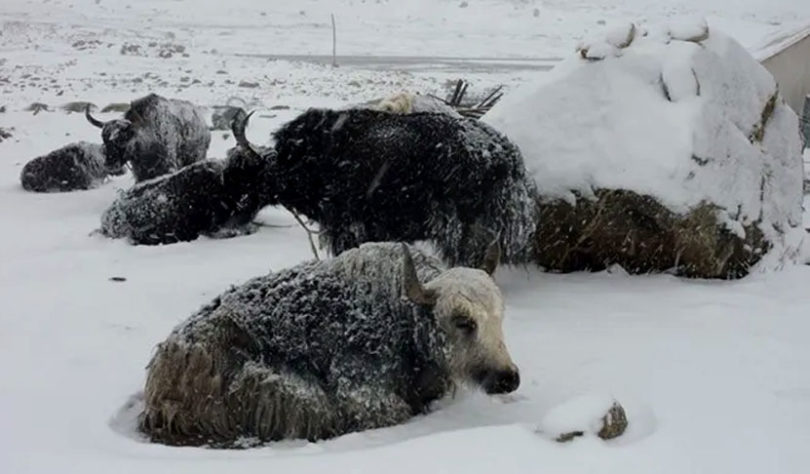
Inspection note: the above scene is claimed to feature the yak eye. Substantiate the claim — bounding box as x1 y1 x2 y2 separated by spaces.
452 314 477 335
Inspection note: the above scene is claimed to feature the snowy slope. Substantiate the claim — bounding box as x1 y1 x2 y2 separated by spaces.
2 1 810 473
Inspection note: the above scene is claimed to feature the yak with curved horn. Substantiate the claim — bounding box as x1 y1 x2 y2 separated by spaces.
84 94 211 182
228 108 538 269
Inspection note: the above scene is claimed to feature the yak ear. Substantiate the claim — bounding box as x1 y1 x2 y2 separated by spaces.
480 239 501 276
401 243 437 307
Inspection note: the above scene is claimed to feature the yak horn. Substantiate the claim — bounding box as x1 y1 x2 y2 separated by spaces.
401 243 437 306
231 110 263 161
480 238 502 276
85 105 105 129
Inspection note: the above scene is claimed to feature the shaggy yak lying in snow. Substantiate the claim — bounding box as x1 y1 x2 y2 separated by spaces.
140 242 519 446
19 141 122 192
85 93 210 182
99 128 278 246
99 156 267 245
231 108 538 268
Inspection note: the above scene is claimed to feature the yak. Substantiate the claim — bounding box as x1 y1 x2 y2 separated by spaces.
20 142 122 192
85 94 210 182
140 241 519 446
100 160 235 245
231 108 539 268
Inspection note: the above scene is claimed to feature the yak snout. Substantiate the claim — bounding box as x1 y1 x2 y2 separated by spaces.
475 365 520 394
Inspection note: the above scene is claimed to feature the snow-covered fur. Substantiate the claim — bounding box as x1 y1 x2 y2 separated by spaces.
361 92 462 117
100 160 234 245
19 142 118 192
222 138 277 227
237 108 538 267
140 242 519 446
85 94 211 182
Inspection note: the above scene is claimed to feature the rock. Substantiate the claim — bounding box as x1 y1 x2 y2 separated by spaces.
101 102 130 113
26 102 49 114
0 127 11 143
210 105 245 131
485 25 805 278
61 101 96 113
597 402 628 440
539 395 629 443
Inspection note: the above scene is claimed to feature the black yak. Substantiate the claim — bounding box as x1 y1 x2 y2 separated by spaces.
100 160 234 245
140 241 518 446
85 94 210 182
19 142 121 192
232 108 539 268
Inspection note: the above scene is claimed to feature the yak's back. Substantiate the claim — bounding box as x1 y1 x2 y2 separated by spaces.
171 243 443 380
271 108 526 218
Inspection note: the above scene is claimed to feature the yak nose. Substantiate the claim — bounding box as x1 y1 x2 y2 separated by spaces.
484 368 520 394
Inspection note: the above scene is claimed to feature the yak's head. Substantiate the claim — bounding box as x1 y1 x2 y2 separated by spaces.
85 106 137 170
401 243 520 395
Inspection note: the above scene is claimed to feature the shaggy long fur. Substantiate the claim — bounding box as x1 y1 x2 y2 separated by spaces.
141 242 517 446
235 109 539 267
100 160 234 245
222 141 277 227
100 146 283 245
19 142 119 192
88 94 210 182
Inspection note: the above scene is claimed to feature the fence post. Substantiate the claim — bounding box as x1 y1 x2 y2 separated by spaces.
802 94 810 149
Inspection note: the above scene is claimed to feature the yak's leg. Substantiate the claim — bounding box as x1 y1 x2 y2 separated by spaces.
331 357 413 434
142 340 338 445
334 384 413 434
320 221 369 256
228 362 339 441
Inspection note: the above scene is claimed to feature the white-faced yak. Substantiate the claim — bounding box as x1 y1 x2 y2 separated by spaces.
232 109 539 268
140 242 519 446
19 142 122 192
85 94 210 182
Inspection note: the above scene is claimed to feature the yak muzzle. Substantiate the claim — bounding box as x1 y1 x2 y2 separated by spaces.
476 367 520 395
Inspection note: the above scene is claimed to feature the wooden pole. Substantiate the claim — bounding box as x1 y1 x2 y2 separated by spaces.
331 14 337 67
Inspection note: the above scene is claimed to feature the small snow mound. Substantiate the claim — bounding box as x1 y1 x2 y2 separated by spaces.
109 392 148 443
668 17 710 43
577 22 637 60
538 394 617 438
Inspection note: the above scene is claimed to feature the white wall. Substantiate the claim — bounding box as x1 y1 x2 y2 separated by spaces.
761 33 810 116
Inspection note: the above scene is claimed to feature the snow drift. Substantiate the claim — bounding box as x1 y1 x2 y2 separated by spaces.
485 22 805 278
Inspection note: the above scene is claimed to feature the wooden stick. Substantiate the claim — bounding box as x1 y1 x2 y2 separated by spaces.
331 14 337 67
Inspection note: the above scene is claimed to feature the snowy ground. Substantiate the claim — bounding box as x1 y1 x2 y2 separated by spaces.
2 1 810 473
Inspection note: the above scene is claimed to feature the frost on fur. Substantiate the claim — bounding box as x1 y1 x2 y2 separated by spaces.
234 108 539 268
140 242 519 446
85 93 211 182
100 160 235 245
20 141 118 192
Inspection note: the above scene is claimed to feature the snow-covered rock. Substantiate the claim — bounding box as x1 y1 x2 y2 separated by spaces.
539 395 628 442
485 22 805 278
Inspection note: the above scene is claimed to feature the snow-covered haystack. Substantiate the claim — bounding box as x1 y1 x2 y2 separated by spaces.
485 22 805 278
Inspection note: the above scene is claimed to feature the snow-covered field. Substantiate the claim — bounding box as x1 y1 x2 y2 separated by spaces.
2 1 810 473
